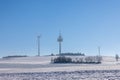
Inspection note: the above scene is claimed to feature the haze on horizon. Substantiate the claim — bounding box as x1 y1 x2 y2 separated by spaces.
0 0 120 57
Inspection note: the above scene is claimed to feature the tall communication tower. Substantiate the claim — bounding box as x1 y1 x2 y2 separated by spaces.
57 33 63 55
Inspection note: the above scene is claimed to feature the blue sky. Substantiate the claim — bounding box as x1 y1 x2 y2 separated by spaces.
0 0 120 57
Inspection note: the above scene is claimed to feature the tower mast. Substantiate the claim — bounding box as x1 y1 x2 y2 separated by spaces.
57 33 63 55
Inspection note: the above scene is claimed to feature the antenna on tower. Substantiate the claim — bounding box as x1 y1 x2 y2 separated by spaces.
59 29 61 36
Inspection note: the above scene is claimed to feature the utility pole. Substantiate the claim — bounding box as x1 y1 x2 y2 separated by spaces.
37 35 41 56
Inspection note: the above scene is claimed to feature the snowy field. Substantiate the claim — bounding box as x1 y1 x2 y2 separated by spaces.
0 70 120 80
0 56 120 80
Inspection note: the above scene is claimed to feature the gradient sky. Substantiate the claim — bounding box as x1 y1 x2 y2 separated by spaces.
0 0 120 57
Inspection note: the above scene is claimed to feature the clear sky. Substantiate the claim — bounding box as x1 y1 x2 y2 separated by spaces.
0 0 120 57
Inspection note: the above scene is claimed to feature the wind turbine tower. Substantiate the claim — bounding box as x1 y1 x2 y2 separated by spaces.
98 46 101 56
37 35 41 56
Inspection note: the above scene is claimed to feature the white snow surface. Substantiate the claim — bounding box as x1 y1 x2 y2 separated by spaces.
0 56 119 73
0 56 120 80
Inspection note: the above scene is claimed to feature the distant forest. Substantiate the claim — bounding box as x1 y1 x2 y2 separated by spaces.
52 52 85 56
2 55 28 59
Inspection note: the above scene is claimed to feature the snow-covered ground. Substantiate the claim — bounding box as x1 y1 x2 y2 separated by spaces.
0 70 120 80
0 56 120 80
0 56 119 73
